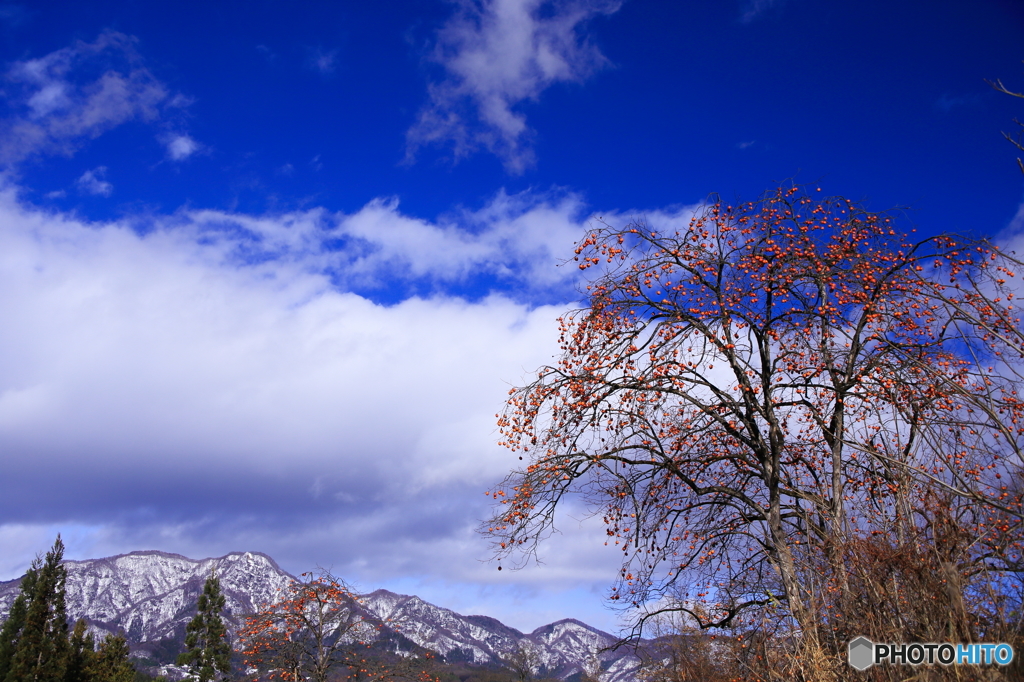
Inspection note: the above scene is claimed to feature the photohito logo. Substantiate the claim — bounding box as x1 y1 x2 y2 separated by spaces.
848 637 1014 670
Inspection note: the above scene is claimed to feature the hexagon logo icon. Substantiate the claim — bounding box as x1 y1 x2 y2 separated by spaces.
848 637 875 670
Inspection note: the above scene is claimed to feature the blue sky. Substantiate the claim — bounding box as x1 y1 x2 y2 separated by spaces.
0 0 1022 636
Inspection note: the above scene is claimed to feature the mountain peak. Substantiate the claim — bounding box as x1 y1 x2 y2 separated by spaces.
0 550 638 682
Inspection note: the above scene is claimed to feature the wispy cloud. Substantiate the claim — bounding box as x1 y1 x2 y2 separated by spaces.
307 47 339 75
75 166 112 196
406 0 620 174
998 199 1024 242
180 189 599 297
256 44 277 64
0 4 28 28
739 0 784 23
163 133 200 161
167 188 699 303
934 92 983 113
0 31 198 168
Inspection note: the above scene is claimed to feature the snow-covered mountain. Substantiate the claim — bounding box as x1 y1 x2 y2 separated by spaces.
359 589 638 681
0 550 638 681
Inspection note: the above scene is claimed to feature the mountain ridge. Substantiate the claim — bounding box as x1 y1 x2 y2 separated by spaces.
0 549 639 682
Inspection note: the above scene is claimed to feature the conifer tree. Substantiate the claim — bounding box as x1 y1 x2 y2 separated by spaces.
65 620 96 682
0 537 142 682
0 566 37 682
5 535 70 682
176 572 230 682
87 635 133 682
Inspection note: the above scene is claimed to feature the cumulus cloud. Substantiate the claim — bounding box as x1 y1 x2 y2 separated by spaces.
0 185 687 631
406 0 620 174
0 31 191 167
163 133 200 161
74 166 112 196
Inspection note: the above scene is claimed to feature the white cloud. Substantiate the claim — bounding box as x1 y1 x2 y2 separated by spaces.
0 184 659 632
179 188 636 295
26 82 71 118
0 32 190 168
1004 199 1024 237
163 133 200 161
406 0 621 174
0 178 702 631
75 166 113 196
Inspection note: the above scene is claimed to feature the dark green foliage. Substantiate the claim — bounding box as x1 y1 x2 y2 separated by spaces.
64 623 138 682
0 568 37 682
0 537 143 682
88 635 134 682
128 635 184 671
65 621 96 682
176 574 230 682
4 536 70 682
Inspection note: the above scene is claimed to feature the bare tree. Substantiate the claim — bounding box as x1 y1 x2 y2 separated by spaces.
499 641 541 682
987 61 1024 175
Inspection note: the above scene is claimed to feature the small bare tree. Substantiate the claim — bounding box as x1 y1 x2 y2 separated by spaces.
499 641 541 682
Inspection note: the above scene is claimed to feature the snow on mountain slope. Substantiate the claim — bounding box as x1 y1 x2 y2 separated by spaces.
359 589 629 679
0 549 294 651
0 550 639 681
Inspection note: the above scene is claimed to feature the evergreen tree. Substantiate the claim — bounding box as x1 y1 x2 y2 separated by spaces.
5 535 70 682
65 621 95 682
0 537 141 682
0 566 38 682
176 573 230 682
87 636 133 682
